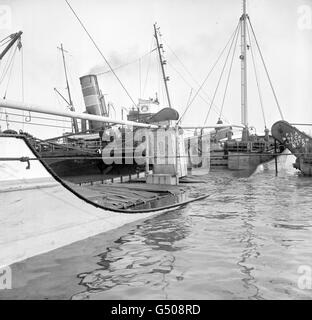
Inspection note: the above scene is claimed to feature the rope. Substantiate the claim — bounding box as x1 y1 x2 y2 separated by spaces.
21 45 25 130
0 118 72 130
0 34 11 44
247 16 284 120
0 38 12 48
0 43 17 84
0 111 72 123
139 57 141 98
167 61 229 123
178 21 240 124
143 38 154 97
246 22 267 128
219 21 240 120
164 38 227 120
0 117 71 129
185 88 193 114
3 45 18 99
203 22 240 125
65 0 136 106
95 48 156 76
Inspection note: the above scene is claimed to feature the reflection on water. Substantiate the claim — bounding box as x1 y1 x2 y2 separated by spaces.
1 164 312 300
236 183 262 300
70 169 312 300
72 211 191 300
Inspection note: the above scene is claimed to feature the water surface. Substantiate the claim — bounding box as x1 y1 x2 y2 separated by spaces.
1 164 312 300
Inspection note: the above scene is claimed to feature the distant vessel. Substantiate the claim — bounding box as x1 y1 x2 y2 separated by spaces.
0 24 179 182
185 0 284 173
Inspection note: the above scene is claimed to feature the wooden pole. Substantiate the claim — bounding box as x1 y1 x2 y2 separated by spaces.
154 23 172 108
145 131 149 178
175 125 179 185
274 139 278 176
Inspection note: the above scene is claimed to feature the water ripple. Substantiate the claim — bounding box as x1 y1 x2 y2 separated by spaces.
70 170 312 300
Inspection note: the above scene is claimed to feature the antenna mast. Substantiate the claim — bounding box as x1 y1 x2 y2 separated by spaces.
240 0 248 128
154 23 172 108
58 43 78 133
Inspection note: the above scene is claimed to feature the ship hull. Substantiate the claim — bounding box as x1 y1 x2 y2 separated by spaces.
227 152 275 171
294 158 312 176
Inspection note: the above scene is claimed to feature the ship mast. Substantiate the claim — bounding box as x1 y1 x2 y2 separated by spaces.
58 43 78 133
240 0 248 132
0 31 23 61
154 23 172 108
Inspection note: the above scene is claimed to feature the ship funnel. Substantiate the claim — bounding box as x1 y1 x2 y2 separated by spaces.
80 74 107 130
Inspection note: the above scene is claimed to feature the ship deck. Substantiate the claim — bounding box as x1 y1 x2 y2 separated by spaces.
67 181 186 210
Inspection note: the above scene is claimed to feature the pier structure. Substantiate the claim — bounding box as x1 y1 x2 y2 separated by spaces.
143 126 188 186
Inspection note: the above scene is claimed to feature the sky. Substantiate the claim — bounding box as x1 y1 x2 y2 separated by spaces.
0 0 311 138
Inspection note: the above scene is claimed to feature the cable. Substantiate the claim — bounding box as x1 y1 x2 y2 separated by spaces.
21 44 25 130
143 38 154 97
139 57 141 98
0 118 72 130
246 22 267 128
203 22 240 125
247 16 284 120
3 45 18 99
219 21 240 120
0 111 72 123
164 39 227 120
0 34 11 44
0 43 17 84
95 48 156 76
185 88 193 113
167 61 229 123
65 0 136 106
178 21 240 124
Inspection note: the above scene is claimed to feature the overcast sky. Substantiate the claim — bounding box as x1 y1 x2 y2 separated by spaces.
0 0 311 138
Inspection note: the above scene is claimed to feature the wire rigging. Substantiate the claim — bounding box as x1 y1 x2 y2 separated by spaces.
65 0 136 106
164 39 227 121
143 38 154 97
247 16 284 120
0 111 72 123
0 42 18 84
3 45 18 99
203 22 240 125
246 21 267 129
20 44 25 130
167 60 229 123
218 21 240 120
178 21 240 124
95 48 156 77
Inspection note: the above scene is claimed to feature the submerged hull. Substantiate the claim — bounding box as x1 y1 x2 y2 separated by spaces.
227 152 275 171
185 132 279 173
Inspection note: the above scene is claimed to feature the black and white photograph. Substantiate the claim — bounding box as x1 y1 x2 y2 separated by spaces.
0 0 312 304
